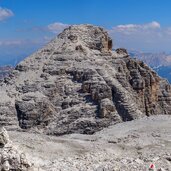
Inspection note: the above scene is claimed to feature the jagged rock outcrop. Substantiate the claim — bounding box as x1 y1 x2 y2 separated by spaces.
0 24 171 135
0 127 32 170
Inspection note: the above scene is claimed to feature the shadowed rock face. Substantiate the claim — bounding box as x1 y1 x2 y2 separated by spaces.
0 24 171 135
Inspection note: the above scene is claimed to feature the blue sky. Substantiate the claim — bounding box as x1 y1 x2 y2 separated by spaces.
1 0 171 65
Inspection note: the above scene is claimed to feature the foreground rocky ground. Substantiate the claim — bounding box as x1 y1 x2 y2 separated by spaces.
4 115 171 171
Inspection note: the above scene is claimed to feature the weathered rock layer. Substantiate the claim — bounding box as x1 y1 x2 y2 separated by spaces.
0 24 171 135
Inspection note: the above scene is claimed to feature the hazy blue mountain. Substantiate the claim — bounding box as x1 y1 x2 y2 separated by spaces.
154 66 171 83
129 50 171 67
0 43 43 66
0 54 26 66
0 66 13 79
129 50 171 83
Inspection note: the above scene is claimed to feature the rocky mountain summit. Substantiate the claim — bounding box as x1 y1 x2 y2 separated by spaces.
0 24 171 135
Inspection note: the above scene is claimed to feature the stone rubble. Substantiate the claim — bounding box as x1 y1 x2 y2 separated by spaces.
0 127 32 171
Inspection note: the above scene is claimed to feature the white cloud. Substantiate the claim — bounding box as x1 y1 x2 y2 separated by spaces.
0 40 22 46
111 21 161 35
0 39 44 47
109 21 171 52
47 22 69 34
143 21 160 29
165 27 171 35
0 7 14 21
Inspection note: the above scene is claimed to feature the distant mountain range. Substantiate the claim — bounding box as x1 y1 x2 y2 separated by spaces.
0 65 13 80
154 66 171 83
0 54 27 67
129 50 171 83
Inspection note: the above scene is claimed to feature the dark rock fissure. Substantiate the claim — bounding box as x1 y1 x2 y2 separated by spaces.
112 88 133 121
15 103 27 129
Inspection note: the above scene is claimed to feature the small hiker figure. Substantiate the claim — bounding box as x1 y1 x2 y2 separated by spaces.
149 164 156 171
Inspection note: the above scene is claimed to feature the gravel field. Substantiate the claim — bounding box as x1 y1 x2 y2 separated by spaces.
7 115 171 170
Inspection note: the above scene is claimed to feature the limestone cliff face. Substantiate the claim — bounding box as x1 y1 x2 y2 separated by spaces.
0 25 171 135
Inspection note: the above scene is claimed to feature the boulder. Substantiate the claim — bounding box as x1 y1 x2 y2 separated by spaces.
0 128 32 170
